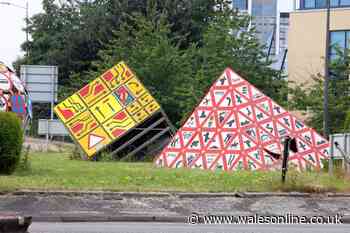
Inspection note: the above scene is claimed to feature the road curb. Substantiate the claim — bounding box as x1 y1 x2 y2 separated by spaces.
10 190 171 198
5 190 350 198
0 216 32 233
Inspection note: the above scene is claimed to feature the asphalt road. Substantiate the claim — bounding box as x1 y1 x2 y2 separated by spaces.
29 222 349 233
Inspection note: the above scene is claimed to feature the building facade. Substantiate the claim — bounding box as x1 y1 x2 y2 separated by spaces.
288 0 350 85
232 0 294 71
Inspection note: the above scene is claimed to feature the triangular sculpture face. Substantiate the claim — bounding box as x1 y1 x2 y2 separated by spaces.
155 68 330 171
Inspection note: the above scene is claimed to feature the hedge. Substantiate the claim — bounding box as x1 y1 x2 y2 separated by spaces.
0 112 23 174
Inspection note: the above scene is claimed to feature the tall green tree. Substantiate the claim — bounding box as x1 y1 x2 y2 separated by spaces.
344 111 350 131
84 1 286 125
81 2 194 124
174 2 286 123
15 0 217 81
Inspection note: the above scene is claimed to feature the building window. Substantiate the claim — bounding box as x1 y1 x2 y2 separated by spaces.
232 0 248 10
304 0 316 8
341 0 350 6
301 0 350 8
316 0 327 7
252 0 277 16
331 0 339 6
330 31 349 60
329 31 350 79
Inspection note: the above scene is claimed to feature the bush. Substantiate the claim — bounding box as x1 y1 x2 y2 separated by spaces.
0 112 23 174
344 111 350 131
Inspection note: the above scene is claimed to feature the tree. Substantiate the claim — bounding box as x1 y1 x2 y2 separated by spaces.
16 0 287 128
81 2 194 124
344 111 350 131
174 2 286 123
85 1 286 126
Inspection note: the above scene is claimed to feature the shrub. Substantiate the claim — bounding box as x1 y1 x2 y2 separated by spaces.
0 112 23 174
344 111 350 131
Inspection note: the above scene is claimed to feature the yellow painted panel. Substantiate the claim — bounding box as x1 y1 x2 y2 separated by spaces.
54 94 86 123
90 94 123 123
126 100 142 115
103 110 136 139
138 92 154 106
66 111 99 140
113 85 135 107
78 78 110 107
55 61 164 158
78 127 112 157
126 78 146 98
132 109 149 123
144 101 160 115
101 62 134 90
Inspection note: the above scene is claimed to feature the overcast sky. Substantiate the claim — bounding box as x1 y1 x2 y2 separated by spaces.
0 0 42 69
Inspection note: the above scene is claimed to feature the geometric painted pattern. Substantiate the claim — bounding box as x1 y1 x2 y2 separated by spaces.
155 68 330 171
54 61 161 158
0 62 32 123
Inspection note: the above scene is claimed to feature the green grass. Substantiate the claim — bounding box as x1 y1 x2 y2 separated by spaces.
0 152 349 193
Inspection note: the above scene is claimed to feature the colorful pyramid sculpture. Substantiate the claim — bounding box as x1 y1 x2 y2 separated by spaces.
155 68 330 171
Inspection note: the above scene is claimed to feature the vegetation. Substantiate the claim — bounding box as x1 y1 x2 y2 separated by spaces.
344 111 350 131
0 152 349 193
0 112 23 174
16 0 286 126
289 47 350 134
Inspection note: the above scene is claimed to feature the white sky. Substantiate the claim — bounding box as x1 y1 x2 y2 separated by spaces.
0 0 42 69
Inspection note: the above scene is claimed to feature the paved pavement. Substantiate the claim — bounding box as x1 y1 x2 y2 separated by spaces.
29 222 350 233
1 192 350 222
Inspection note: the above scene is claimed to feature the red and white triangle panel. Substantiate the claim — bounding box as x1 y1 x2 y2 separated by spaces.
155 68 330 171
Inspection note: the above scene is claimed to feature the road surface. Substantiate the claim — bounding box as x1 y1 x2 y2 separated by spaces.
29 222 349 233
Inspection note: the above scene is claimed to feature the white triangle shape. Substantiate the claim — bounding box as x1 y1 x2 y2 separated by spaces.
182 131 195 147
88 134 105 149
272 102 286 116
184 114 197 128
227 70 244 84
201 131 215 146
213 90 226 105
197 110 211 125
233 91 248 106
169 134 182 149
215 73 230 87
208 134 221 150
236 84 250 98
219 94 233 107
199 95 213 107
251 86 264 100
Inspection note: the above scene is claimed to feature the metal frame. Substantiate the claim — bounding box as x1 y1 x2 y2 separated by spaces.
123 127 170 159
110 116 168 156
109 109 173 159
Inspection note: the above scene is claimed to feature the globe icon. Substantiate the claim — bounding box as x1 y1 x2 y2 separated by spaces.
0 62 32 128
